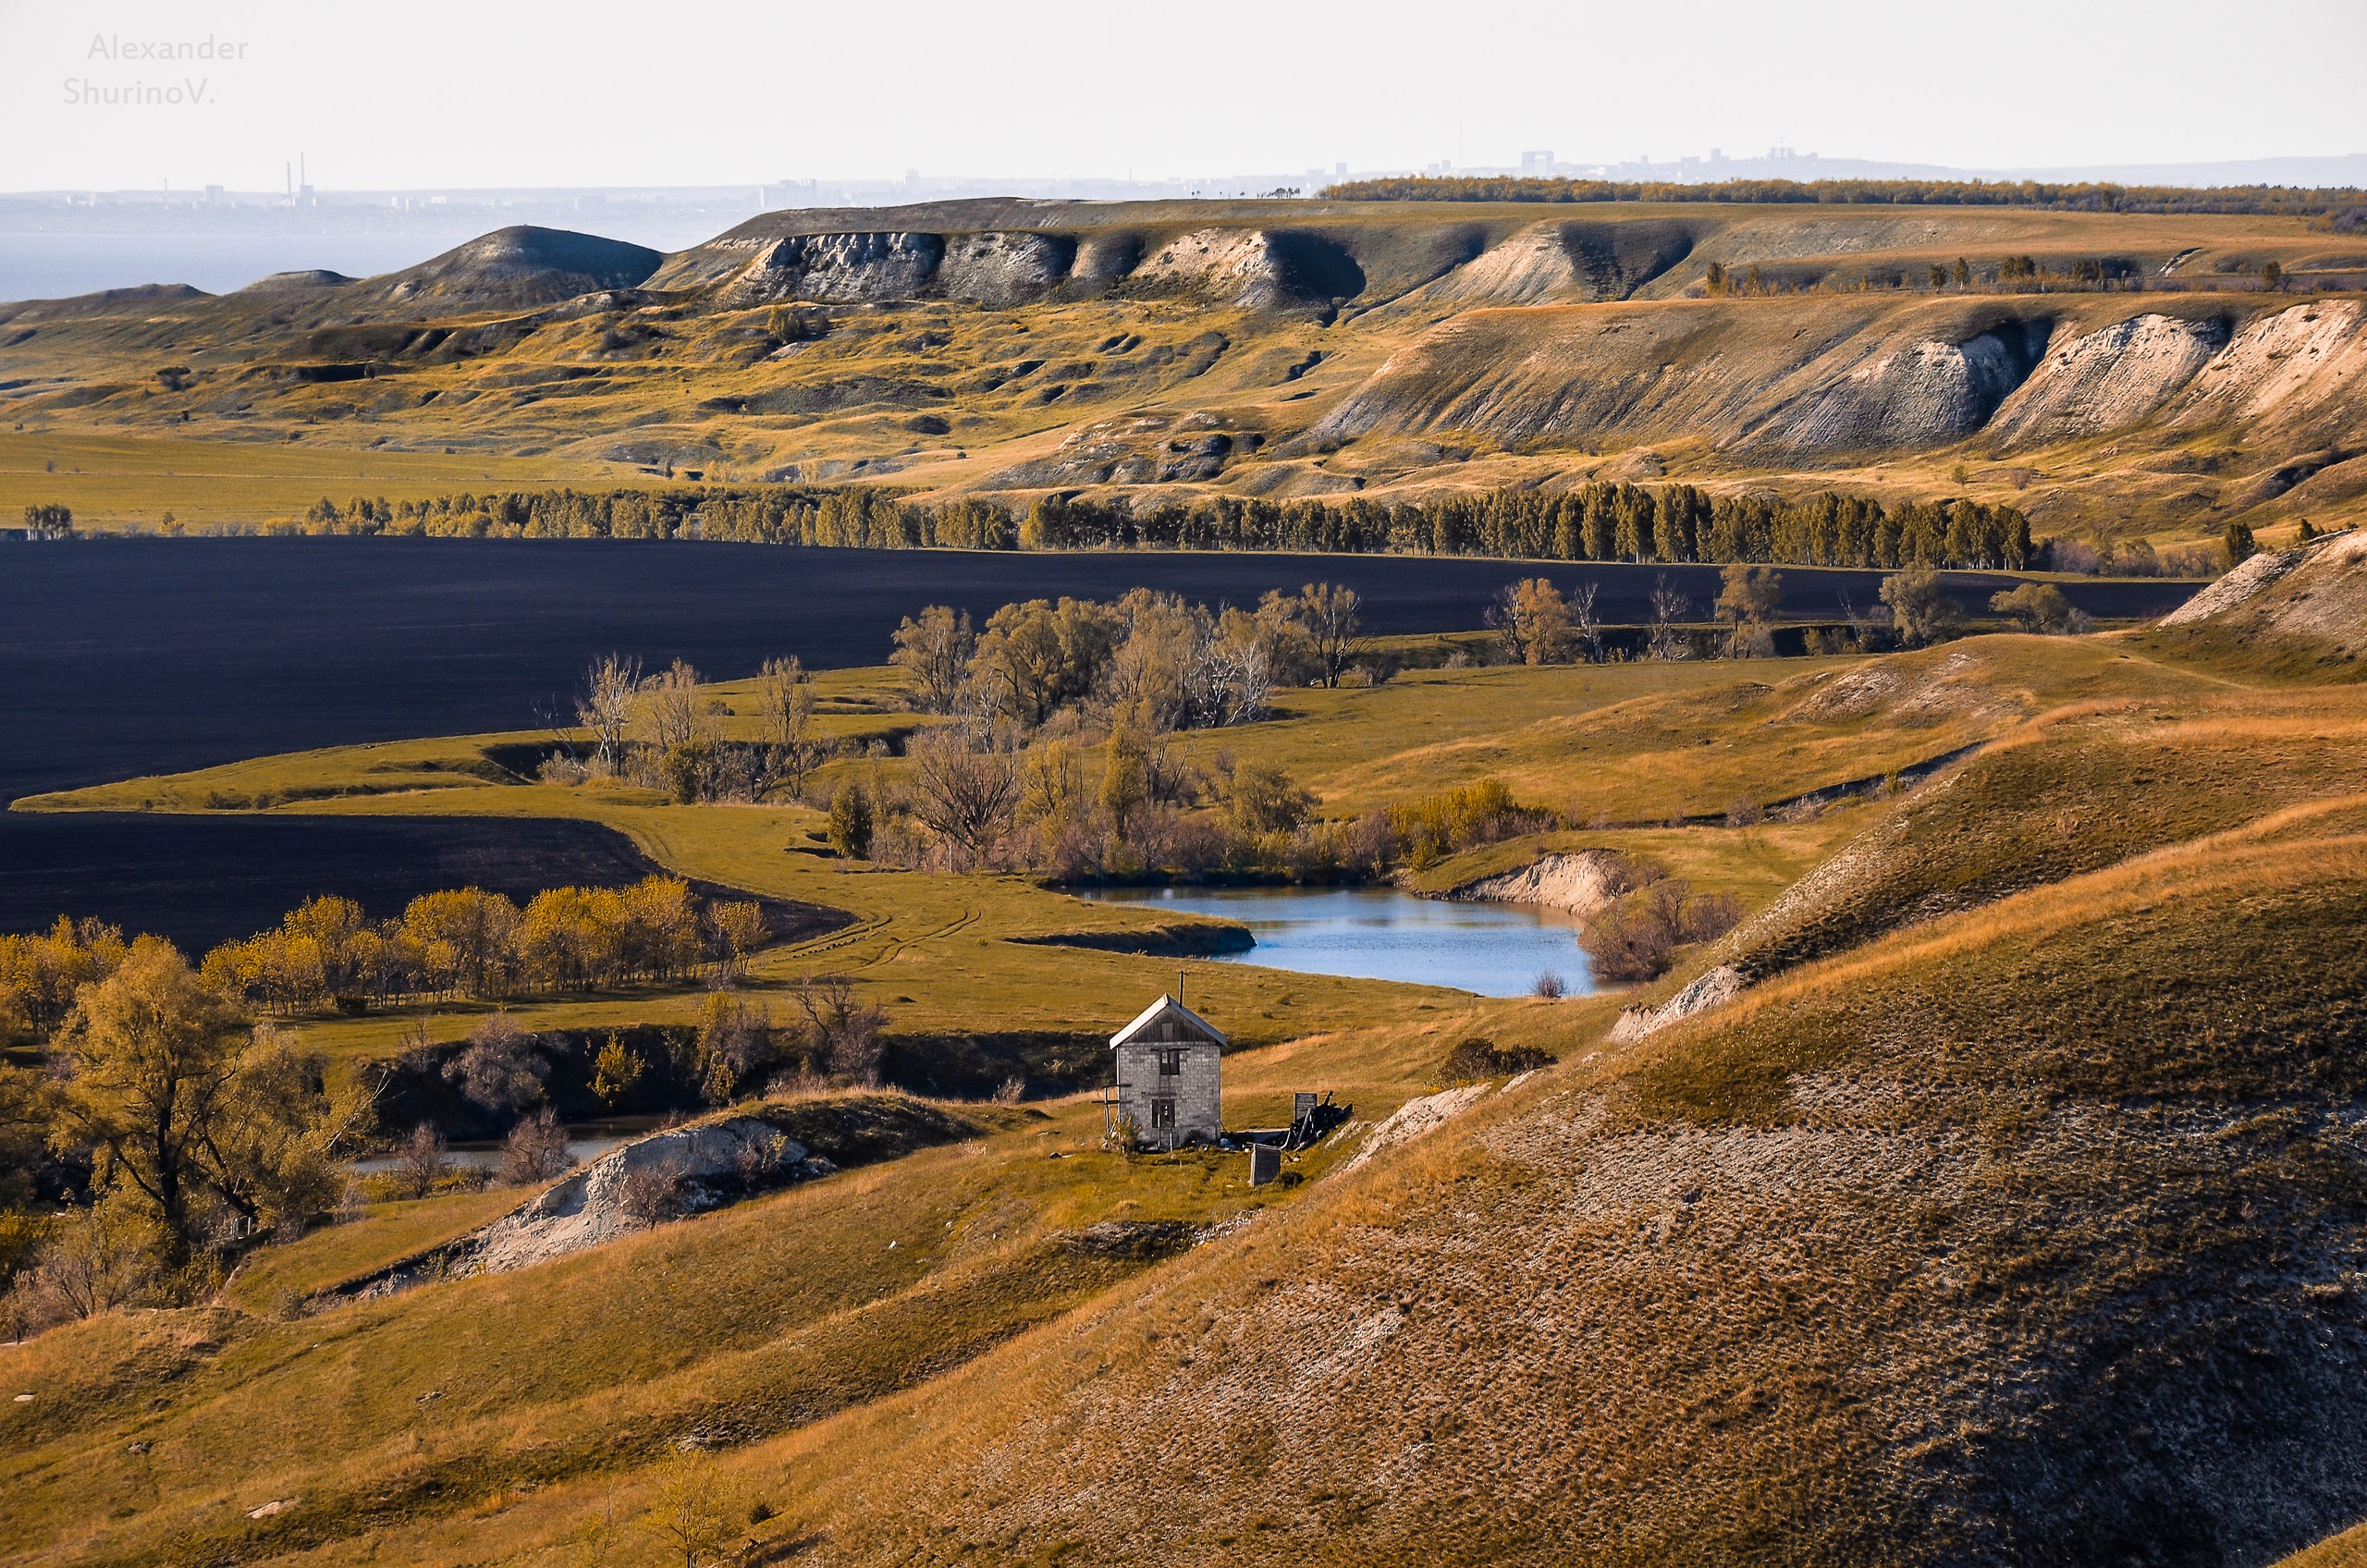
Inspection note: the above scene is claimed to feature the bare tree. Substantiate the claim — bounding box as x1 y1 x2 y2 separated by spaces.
794 974 888 1086
638 658 711 753
638 659 725 803
1648 576 1695 660
444 1012 548 1114
753 655 821 799
906 721 1024 865
889 606 977 715
1296 582 1365 687
616 1158 685 1229
575 655 641 778
498 1109 575 1184
392 1123 451 1199
1570 580 1605 663
1203 607 1275 725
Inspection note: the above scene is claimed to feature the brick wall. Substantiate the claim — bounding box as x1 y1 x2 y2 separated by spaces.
1115 1041 1222 1147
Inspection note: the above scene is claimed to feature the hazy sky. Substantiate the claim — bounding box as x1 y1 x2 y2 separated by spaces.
3 0 2362 191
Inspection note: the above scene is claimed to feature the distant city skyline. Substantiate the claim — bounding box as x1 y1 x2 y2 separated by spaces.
13 146 2367 210
2 0 2361 194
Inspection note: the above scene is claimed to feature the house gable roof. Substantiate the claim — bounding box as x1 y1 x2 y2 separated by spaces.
1110 993 1227 1050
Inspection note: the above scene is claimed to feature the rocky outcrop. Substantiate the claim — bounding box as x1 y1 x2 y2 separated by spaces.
1135 228 1294 308
720 232 945 306
2157 527 2367 650
691 222 1362 312
1413 219 1692 307
336 1118 821 1300
1311 289 2364 461
939 232 1077 306
1441 851 1626 919
2171 300 2367 437
1748 323 2048 452
2158 541 2320 625
470 1117 811 1274
1985 312 2228 446
1312 299 2059 453
1607 963 1747 1043
1133 228 1363 310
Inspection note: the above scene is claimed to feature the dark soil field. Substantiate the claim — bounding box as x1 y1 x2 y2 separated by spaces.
2 537 2198 802
0 537 2199 945
0 813 673 954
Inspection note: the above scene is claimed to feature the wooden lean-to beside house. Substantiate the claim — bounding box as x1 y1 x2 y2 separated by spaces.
1108 994 1225 1150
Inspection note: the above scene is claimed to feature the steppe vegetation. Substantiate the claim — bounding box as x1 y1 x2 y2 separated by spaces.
5 182 2367 1564
3 188 2361 557
5 523 2364 1563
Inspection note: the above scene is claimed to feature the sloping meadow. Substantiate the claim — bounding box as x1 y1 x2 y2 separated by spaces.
751 808 2367 1566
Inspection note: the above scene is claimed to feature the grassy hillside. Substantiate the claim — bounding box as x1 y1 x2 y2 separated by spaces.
717 810 2367 1567
2 197 2359 551
5 542 2364 1562
2287 1523 2367 1567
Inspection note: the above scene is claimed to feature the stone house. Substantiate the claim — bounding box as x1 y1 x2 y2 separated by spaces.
1109 994 1225 1150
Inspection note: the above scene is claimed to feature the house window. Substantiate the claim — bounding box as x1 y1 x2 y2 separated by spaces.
1157 1048 1184 1076
1149 1097 1177 1130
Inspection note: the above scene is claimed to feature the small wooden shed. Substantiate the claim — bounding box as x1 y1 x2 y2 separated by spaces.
1108 994 1225 1150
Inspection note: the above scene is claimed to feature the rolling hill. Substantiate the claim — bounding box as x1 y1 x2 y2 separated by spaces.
1 197 2361 547
5 539 2366 1564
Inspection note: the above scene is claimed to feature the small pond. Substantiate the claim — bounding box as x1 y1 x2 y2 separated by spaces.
1075 885 1595 998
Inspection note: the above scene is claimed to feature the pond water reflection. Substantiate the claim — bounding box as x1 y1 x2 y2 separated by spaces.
1075 885 1593 998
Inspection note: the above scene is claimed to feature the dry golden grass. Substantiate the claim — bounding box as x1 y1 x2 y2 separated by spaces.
2285 1522 2367 1567
1719 695 2367 982
219 1186 525 1315
677 815 2367 1568
2 201 2354 545
9 624 2367 1565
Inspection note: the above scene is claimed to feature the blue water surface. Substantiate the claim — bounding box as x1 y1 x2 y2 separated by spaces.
1076 884 1593 998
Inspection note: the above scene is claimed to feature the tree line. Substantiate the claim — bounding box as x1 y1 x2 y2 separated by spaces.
263 484 915 546
191 877 768 1014
1701 254 2161 297
1321 175 2367 218
20 504 74 540
1 880 767 1038
1012 485 2037 571
0 900 865 1338
256 483 2037 573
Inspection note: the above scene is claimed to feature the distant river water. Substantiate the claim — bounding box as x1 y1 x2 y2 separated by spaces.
0 233 460 302
0 538 2202 947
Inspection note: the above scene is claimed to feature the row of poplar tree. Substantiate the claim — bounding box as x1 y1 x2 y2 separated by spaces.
276 482 2034 572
